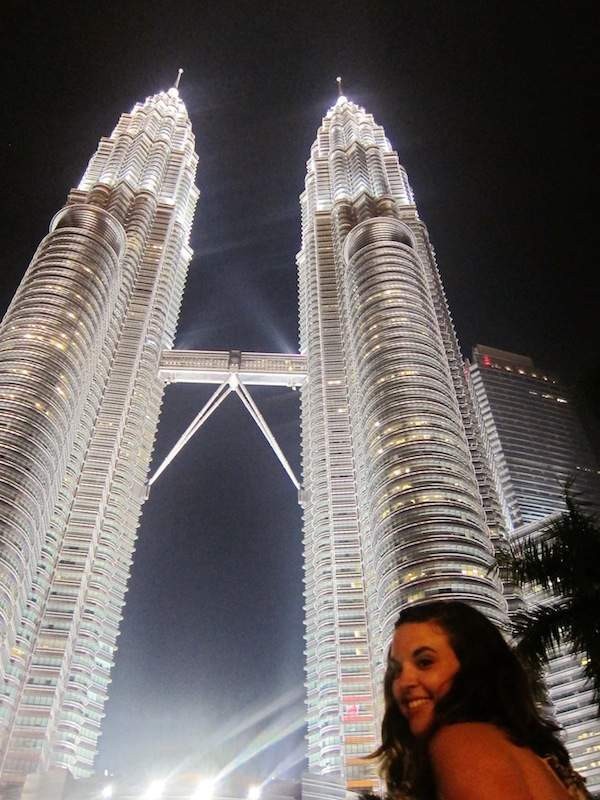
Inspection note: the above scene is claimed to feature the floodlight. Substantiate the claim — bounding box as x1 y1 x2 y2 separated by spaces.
144 779 166 799
192 777 216 800
248 785 261 800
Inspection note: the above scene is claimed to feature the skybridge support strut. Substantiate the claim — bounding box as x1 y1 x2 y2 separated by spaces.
147 380 232 492
235 378 300 491
146 349 307 498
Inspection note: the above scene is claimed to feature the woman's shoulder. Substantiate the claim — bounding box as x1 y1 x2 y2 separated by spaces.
428 723 571 800
429 722 522 784
429 721 511 756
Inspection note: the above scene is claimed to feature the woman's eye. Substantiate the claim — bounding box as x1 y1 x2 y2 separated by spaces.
417 658 433 668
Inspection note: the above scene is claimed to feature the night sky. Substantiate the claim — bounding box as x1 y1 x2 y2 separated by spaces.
2 0 597 789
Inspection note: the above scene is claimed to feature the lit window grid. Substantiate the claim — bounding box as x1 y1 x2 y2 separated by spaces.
299 99 509 789
0 88 198 785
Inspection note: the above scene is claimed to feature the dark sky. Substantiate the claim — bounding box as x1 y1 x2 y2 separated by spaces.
2 0 597 789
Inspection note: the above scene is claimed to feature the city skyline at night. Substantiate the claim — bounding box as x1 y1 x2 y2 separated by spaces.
1 1 596 791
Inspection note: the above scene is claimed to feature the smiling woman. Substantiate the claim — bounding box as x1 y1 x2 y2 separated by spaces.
370 601 591 800
389 620 460 738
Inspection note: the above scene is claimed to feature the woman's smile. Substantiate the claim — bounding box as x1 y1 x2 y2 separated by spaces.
390 621 460 736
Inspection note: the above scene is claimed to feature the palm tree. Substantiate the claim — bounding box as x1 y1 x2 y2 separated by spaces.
497 491 600 708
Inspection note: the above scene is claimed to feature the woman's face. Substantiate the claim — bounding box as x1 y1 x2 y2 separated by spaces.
389 621 460 737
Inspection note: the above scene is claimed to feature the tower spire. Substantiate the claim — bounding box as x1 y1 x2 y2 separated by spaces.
336 76 343 97
174 68 183 90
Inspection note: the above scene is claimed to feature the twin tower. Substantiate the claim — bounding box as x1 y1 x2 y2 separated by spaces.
0 83 586 793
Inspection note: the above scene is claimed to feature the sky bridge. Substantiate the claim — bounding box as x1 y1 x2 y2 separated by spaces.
158 350 307 388
148 350 308 496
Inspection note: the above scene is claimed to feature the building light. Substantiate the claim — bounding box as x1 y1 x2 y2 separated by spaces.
193 778 216 800
144 779 166 799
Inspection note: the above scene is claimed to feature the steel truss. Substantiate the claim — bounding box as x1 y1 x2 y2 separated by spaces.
147 350 307 496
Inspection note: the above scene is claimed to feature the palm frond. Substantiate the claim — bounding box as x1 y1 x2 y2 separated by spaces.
497 491 600 596
500 491 600 713
543 494 600 595
496 536 569 595
512 603 572 671
514 600 600 710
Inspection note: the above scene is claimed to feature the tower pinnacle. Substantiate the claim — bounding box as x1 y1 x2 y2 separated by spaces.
174 68 183 90
335 76 348 106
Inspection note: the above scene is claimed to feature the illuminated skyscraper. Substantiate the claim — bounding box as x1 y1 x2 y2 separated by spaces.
0 83 198 790
469 345 600 791
297 94 509 790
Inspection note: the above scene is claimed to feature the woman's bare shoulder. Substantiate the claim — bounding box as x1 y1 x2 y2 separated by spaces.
430 722 511 756
429 724 535 800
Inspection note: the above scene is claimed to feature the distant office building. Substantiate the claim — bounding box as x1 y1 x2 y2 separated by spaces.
469 344 600 791
469 345 600 524
0 85 198 791
297 94 509 789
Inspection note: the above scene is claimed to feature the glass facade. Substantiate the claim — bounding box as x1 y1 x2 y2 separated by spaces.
298 98 508 790
0 87 198 790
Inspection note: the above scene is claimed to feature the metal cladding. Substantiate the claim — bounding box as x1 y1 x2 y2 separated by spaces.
0 87 198 786
298 97 508 789
0 205 125 667
343 218 502 622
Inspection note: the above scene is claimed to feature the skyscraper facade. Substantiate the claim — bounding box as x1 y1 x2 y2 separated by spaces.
469 345 600 524
0 86 198 790
469 345 600 791
297 95 509 790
